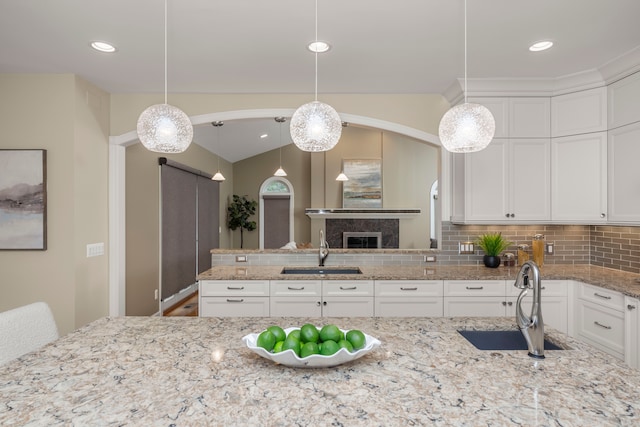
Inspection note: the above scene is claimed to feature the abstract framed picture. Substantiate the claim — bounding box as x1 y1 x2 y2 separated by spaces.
0 150 47 250
342 159 382 208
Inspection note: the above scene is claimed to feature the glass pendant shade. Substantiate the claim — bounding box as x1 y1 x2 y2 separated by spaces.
438 102 496 153
335 172 349 181
137 104 193 153
212 171 225 182
274 167 287 177
290 101 342 152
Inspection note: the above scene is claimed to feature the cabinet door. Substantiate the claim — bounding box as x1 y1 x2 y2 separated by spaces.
508 138 551 221
608 122 640 223
551 132 607 222
506 295 568 334
464 140 508 221
608 71 640 129
551 87 607 137
443 297 506 317
468 97 508 138
509 98 551 138
375 297 443 317
270 296 322 317
200 296 269 317
322 297 374 317
624 296 640 369
574 299 624 359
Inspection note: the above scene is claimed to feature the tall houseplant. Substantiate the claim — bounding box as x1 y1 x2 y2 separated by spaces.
476 232 512 268
227 194 257 249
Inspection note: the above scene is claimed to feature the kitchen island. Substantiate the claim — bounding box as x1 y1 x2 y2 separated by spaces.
1 316 639 426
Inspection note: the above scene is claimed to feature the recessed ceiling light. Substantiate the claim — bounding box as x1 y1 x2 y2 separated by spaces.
529 41 553 52
260 134 268 139
307 41 331 53
90 41 117 53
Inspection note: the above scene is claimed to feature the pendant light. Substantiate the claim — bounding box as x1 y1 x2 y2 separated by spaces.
290 0 342 152
438 0 495 153
136 0 193 153
211 121 226 182
335 172 348 181
273 117 288 177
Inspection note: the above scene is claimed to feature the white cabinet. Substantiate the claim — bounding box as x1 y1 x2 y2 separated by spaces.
551 132 608 223
608 71 640 129
375 280 443 317
574 283 625 359
624 296 640 369
608 121 640 223
551 87 607 137
506 280 569 334
199 280 270 317
443 280 508 317
269 280 322 317
469 97 551 138
453 138 550 223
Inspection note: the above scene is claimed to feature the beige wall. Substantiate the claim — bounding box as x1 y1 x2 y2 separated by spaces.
0 74 110 335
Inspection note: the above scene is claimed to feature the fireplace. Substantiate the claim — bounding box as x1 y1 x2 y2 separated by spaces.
326 219 399 248
343 232 382 249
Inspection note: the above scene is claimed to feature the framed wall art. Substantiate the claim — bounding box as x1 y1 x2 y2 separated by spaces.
342 159 382 208
0 150 47 250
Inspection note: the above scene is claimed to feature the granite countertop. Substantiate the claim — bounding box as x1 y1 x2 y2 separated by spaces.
1 316 640 426
198 264 640 299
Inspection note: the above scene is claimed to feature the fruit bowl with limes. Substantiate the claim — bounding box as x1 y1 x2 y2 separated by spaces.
242 324 381 368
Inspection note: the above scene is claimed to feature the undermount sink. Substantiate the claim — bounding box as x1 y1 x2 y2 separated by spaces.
457 330 565 351
280 267 362 275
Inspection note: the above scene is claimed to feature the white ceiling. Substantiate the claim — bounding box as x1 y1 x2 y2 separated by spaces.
2 0 640 162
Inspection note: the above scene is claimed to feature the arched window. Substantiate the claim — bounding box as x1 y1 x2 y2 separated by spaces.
259 177 294 249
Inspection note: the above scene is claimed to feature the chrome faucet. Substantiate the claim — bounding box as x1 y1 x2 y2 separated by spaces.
514 260 545 358
319 230 329 267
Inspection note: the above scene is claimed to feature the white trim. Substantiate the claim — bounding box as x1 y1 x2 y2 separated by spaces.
108 143 126 316
259 176 294 249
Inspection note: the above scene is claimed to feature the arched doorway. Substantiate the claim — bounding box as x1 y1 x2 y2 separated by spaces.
259 176 294 249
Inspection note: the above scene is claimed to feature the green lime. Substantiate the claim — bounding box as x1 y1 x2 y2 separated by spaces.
346 330 366 350
319 324 343 343
282 336 301 357
338 339 354 353
300 324 320 343
319 339 340 356
256 330 276 351
267 325 286 343
273 341 284 353
300 342 320 358
287 329 301 341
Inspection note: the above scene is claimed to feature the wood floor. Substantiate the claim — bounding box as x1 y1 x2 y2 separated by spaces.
163 292 198 317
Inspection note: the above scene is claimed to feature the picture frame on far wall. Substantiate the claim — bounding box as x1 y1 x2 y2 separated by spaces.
342 159 382 208
0 149 47 250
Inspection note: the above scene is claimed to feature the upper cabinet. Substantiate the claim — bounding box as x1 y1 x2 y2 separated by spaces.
608 71 640 129
551 87 607 137
608 121 640 223
469 97 550 138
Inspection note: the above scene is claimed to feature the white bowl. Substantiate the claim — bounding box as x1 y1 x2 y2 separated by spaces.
242 326 381 368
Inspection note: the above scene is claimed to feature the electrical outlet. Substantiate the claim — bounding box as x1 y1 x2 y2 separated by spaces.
458 241 475 254
424 255 437 262
236 255 247 263
86 242 105 258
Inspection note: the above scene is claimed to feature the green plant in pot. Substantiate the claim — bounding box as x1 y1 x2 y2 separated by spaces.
476 232 512 268
227 194 257 249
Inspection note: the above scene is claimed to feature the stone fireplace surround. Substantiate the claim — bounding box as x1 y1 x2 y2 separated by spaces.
325 219 399 249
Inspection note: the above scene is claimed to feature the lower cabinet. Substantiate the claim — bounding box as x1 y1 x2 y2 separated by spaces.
574 282 625 359
443 280 507 317
506 280 569 334
624 296 640 369
199 280 270 317
375 280 443 317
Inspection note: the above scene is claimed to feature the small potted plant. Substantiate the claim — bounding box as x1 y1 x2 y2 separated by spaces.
476 232 512 268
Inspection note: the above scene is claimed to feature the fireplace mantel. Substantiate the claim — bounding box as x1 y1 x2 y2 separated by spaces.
305 208 421 219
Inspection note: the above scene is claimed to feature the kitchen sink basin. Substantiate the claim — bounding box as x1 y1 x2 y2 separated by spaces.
280 267 362 275
457 330 564 351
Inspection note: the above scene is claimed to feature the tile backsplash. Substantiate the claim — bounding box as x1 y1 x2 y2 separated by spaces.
440 222 640 274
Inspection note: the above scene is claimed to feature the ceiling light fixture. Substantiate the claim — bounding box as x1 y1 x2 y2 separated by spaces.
290 0 342 152
136 0 193 153
274 117 288 177
307 41 331 53
438 0 495 153
529 41 554 52
211 121 226 182
90 41 117 53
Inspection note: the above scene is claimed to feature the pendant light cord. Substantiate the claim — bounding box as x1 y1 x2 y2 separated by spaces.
279 121 283 166
463 0 467 104
164 0 168 105
314 0 318 102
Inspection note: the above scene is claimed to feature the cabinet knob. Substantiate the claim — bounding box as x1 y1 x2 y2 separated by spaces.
600 213 606 218
505 213 510 218
510 213 515 218
629 304 637 311
502 301 507 306
323 301 327 306
316 301 321 306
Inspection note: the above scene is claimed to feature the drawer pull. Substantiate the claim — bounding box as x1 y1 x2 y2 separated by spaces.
226 298 244 303
287 286 305 291
400 287 418 291
594 292 612 300
227 286 245 290
594 321 612 330
340 286 357 290
465 286 484 290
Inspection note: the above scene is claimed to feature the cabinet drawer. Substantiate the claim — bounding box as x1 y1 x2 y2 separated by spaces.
199 280 269 297
270 280 321 297
575 299 624 358
375 280 443 297
322 297 374 317
443 297 506 317
323 280 374 297
443 280 506 297
506 279 568 297
375 297 443 317
270 296 321 317
200 296 269 317
578 283 624 311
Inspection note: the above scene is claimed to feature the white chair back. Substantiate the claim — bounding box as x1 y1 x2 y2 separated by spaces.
0 302 59 365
